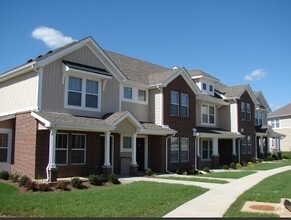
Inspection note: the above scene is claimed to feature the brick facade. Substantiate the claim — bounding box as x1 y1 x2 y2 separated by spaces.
163 75 196 172
148 135 166 173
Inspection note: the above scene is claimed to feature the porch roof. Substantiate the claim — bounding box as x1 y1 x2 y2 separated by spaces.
195 126 244 139
31 111 175 135
255 125 286 138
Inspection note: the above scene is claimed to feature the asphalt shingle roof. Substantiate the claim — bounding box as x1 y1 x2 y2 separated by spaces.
215 83 249 98
188 69 219 81
269 103 291 117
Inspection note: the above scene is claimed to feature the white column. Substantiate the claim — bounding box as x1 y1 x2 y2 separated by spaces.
232 138 237 155
267 137 271 153
104 131 111 167
260 136 264 154
49 128 57 169
197 137 200 157
278 138 281 152
131 133 137 165
212 138 219 156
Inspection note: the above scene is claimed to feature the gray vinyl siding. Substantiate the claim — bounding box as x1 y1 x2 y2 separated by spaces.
149 88 162 124
218 105 231 130
121 101 149 122
41 45 119 117
0 71 38 115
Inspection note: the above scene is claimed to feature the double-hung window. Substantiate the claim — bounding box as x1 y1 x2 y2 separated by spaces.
71 134 86 164
56 133 68 165
181 93 189 117
122 136 132 152
202 140 212 160
124 87 133 99
241 102 246 121
171 92 179 116
242 136 247 154
0 133 8 163
246 103 251 121
202 104 215 125
138 89 146 101
247 136 252 154
180 138 189 162
171 137 179 162
67 76 100 110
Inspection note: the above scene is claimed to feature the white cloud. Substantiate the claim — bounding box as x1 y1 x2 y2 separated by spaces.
244 69 266 81
32 26 76 49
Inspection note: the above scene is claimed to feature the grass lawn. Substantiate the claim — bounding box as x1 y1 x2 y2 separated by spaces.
0 181 207 218
241 159 291 171
201 170 256 179
159 176 228 184
224 170 291 218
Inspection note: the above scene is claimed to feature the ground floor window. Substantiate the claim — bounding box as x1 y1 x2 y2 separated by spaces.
247 136 252 154
71 134 86 164
171 137 179 162
56 133 68 165
0 133 8 162
242 136 247 154
202 139 212 160
180 138 189 162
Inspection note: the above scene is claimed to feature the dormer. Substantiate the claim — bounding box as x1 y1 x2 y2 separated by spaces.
188 69 220 96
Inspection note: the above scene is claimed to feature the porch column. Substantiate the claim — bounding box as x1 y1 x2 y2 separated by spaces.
232 138 237 155
197 137 201 157
267 137 271 154
260 136 264 154
212 138 219 169
48 128 57 182
130 133 138 176
102 131 112 178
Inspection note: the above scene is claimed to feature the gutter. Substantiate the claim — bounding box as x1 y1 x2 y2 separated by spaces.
165 132 176 174
0 62 37 82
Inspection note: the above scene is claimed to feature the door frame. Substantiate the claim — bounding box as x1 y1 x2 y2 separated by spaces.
137 135 148 170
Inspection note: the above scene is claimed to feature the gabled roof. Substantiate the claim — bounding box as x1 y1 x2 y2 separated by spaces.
196 126 244 138
188 69 220 82
255 125 285 138
268 103 291 118
196 93 228 106
254 91 271 112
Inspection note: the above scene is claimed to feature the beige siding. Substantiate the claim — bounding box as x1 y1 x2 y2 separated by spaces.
219 106 231 130
149 88 162 125
0 71 38 115
280 116 291 128
0 119 14 129
121 101 149 122
41 45 119 117
230 103 238 132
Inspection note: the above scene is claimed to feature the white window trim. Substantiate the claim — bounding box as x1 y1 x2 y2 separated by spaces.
201 104 216 126
121 134 133 152
170 137 179 163
181 93 189 117
171 91 179 116
55 133 68 166
201 139 212 161
0 128 12 165
121 85 148 105
64 73 102 112
71 133 86 165
180 137 189 162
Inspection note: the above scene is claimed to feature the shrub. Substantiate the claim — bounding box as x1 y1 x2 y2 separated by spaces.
0 171 9 180
252 157 258 163
71 177 84 189
229 162 236 169
247 162 255 168
88 174 103 186
55 181 70 191
25 180 38 191
37 183 51 192
241 161 247 167
203 167 210 173
236 163 242 169
144 168 154 176
18 175 30 187
272 154 278 160
257 158 262 163
221 164 229 170
9 173 20 182
108 174 120 185
182 171 188 175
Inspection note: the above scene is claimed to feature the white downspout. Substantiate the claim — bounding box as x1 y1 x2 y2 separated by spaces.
166 133 176 173
194 134 200 170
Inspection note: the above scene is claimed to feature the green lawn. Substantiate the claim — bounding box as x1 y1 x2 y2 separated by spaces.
0 181 207 218
159 176 228 184
241 159 291 171
224 170 291 218
201 170 256 179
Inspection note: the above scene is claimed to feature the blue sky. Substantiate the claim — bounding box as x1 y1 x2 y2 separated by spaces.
1 0 290 111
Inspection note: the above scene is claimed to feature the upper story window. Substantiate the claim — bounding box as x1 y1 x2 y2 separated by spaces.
270 117 280 128
209 85 213 92
241 102 246 120
246 103 251 121
124 87 133 99
255 112 263 126
181 93 189 117
202 104 215 125
66 76 100 111
171 91 179 116
138 89 146 102
202 83 207 90
241 101 251 121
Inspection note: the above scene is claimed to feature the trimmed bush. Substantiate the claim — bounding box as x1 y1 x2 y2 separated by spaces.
247 162 255 168
18 175 30 187
88 174 103 186
236 163 242 169
108 174 120 185
229 162 236 169
252 157 258 163
9 173 20 182
71 177 84 189
221 164 229 170
37 183 51 192
55 181 70 191
0 171 9 180
203 167 210 173
144 168 154 176
25 180 38 191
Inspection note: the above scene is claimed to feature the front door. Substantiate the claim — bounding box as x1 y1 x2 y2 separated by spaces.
99 136 114 173
136 138 145 171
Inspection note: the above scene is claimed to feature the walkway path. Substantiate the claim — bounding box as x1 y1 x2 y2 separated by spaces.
164 166 291 218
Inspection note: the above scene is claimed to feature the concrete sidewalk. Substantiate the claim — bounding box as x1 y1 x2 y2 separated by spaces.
164 166 291 218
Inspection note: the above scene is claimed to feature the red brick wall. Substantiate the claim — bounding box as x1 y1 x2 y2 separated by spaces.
148 135 166 173
163 75 196 172
238 91 256 162
11 112 38 178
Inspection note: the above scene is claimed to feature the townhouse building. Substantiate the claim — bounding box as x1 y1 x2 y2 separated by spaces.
0 36 281 181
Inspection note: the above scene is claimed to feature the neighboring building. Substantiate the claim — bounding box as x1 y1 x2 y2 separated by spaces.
268 103 291 152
